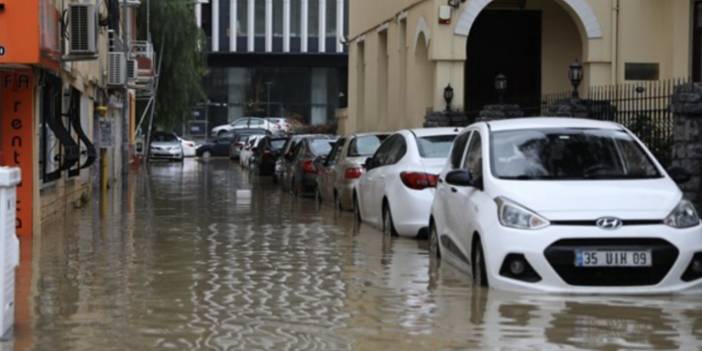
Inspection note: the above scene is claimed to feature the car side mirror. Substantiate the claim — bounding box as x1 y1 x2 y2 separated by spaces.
445 169 483 190
363 157 375 170
668 166 691 184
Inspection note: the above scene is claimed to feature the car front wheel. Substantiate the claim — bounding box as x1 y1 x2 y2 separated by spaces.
202 150 212 159
429 221 441 258
382 203 398 237
473 239 489 288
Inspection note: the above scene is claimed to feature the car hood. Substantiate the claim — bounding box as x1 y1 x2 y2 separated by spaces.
491 178 681 220
151 141 181 148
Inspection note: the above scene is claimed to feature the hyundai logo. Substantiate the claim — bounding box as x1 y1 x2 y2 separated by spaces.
596 217 623 230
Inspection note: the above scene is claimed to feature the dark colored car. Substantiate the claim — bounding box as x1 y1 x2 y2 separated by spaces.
252 136 288 176
229 128 271 160
196 134 234 158
276 134 312 187
286 135 337 196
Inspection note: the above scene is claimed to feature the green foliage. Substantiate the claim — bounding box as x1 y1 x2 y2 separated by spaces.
137 0 206 129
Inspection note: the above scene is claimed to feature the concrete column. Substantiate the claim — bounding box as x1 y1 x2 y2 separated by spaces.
229 0 237 52
265 0 273 52
671 83 702 208
247 0 255 52
212 0 219 51
283 0 291 52
301 0 308 52
318 0 326 52
336 0 344 53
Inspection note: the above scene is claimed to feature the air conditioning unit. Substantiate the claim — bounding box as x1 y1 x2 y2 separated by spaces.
108 52 126 86
68 4 97 56
126 59 138 81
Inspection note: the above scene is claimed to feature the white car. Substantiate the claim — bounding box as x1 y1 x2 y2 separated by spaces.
354 128 459 237
211 117 275 137
178 136 198 157
239 134 266 168
430 117 702 294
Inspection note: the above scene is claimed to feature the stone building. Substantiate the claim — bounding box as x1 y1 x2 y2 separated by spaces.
343 0 693 133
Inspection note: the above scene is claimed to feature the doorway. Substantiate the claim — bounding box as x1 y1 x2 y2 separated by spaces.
465 10 542 115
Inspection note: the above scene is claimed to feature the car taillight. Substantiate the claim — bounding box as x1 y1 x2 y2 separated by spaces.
400 172 438 190
185 142 194 147
344 167 363 180
303 160 317 174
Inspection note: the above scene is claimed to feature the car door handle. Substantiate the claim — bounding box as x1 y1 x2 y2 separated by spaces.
438 177 444 183
451 187 458 193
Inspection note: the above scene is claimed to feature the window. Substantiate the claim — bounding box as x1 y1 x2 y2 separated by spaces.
463 133 482 178
309 138 334 156
450 132 471 169
387 136 407 164
324 138 344 166
372 134 398 167
152 132 178 142
490 129 661 180
625 63 659 81
348 135 388 157
416 135 457 158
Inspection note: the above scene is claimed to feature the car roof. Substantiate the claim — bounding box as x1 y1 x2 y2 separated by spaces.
348 132 391 138
405 127 462 137
484 117 622 132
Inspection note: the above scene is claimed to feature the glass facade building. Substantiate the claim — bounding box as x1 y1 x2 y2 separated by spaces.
197 0 348 127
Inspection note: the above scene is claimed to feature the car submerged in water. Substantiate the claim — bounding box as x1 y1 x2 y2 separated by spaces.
430 117 702 294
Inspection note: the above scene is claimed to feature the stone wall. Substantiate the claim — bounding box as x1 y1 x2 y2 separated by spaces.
671 83 702 207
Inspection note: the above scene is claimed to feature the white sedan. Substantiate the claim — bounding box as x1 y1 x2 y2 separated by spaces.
354 128 459 237
430 117 702 294
178 137 199 157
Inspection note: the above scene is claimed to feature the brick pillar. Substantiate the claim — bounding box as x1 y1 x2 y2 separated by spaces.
671 83 702 207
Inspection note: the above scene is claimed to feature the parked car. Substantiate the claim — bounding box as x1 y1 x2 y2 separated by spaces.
211 117 276 137
317 133 390 210
285 135 337 196
354 128 459 238
429 117 701 293
149 132 184 161
239 134 267 168
178 136 199 157
276 134 312 187
229 128 271 160
196 133 234 158
267 118 304 135
252 136 288 176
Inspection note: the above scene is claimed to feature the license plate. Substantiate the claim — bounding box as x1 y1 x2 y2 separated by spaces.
575 250 652 267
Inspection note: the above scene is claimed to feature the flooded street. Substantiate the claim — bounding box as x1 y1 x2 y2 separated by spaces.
12 159 702 350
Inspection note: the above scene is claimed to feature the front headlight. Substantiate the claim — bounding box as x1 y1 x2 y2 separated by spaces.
665 200 700 228
496 197 550 230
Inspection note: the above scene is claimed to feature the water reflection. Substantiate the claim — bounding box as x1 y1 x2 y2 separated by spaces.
14 159 702 350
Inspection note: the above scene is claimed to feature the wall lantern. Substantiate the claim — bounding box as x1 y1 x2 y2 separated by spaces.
494 73 507 104
569 60 584 98
443 84 454 112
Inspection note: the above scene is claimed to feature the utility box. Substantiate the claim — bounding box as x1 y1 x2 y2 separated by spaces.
0 167 21 340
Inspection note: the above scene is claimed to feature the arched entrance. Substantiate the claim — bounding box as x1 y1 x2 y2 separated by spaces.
462 0 590 115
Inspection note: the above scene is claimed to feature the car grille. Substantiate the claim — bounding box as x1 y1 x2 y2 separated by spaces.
544 238 679 286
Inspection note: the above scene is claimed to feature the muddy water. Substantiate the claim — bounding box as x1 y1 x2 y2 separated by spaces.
12 159 702 350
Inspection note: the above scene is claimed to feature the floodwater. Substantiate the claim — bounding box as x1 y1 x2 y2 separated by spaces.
8 159 702 350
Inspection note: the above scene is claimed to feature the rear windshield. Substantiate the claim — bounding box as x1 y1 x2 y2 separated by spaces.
348 135 388 157
416 135 457 158
270 139 287 150
309 139 334 156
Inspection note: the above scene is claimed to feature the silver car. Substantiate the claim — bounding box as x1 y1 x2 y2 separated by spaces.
149 132 184 161
317 133 389 210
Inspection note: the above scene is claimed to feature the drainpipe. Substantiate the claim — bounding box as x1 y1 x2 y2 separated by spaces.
612 0 621 85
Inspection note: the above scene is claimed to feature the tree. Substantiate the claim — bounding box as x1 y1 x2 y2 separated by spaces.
137 0 206 129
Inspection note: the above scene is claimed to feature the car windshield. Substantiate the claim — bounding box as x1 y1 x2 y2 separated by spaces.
309 139 334 156
270 139 287 150
416 135 457 158
152 133 177 142
348 135 388 157
491 128 662 180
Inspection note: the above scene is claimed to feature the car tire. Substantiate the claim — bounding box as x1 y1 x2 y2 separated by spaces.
429 221 441 259
202 150 212 159
382 203 398 237
315 187 322 205
334 191 342 211
353 194 362 223
291 178 298 197
473 239 489 288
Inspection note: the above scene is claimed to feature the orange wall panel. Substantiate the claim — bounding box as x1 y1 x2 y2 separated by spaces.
0 71 35 238
0 0 40 64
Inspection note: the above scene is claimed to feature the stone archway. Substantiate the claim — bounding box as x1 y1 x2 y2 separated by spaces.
453 0 602 40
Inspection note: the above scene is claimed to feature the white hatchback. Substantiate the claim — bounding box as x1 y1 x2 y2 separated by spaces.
430 117 702 294
354 128 459 237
